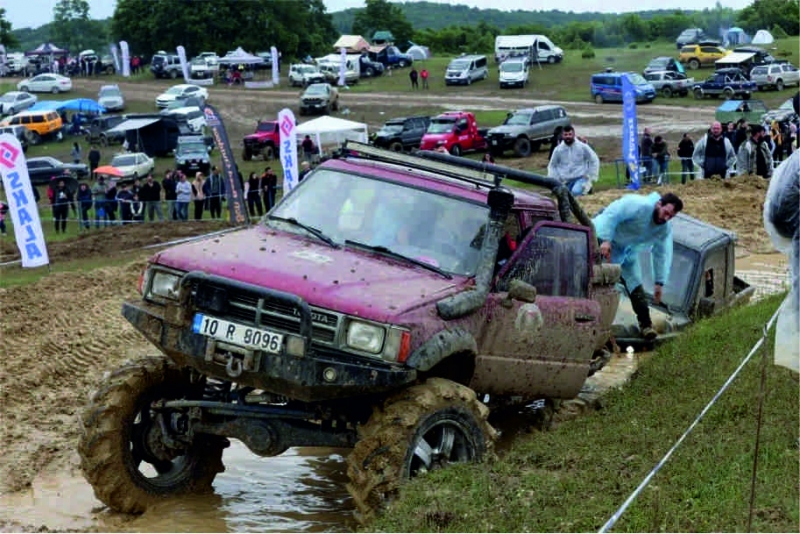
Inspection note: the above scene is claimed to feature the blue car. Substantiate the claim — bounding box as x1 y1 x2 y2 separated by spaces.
590 71 656 104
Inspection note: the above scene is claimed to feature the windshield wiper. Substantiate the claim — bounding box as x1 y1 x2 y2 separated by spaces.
344 239 452 279
267 215 338 248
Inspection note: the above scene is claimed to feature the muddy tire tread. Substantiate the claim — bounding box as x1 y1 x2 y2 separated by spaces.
78 356 225 514
345 378 496 523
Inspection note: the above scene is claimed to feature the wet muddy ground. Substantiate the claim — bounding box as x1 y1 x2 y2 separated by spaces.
0 79 792 532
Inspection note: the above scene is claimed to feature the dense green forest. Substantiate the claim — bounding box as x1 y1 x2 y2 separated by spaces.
6 0 798 57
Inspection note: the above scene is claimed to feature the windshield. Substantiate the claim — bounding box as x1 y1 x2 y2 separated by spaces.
305 85 326 95
190 58 206 66
257 122 276 132
501 62 524 73
427 119 455 134
638 244 698 310
111 155 136 167
178 142 206 154
448 61 468 71
99 87 120 98
504 112 531 126
269 169 489 275
298 66 317 73
381 122 404 133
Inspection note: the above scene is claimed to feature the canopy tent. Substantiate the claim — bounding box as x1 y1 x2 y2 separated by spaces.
25 42 68 57
715 51 756 68
333 35 370 52
218 47 264 65
295 115 368 155
106 117 161 134
29 98 106 114
723 27 749 46
406 45 431 61
751 29 774 45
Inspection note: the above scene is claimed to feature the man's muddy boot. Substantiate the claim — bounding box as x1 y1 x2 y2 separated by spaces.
641 326 658 341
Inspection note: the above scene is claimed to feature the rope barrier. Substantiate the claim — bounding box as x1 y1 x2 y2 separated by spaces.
598 301 784 533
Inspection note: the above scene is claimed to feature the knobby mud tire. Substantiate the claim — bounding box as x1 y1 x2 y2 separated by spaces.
345 378 497 524
78 356 227 514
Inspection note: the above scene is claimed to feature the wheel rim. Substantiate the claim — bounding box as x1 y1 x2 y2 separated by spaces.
595 94 603 104
777 80 784 91
662 87 672 98
405 416 478 478
690 60 699 69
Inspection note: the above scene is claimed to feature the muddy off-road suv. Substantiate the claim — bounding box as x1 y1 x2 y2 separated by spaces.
78 142 622 521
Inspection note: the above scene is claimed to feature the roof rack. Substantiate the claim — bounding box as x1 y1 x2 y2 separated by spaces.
337 141 595 229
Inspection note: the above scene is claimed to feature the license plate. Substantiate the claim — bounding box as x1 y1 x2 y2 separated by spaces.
193 314 283 353
491 140 498 145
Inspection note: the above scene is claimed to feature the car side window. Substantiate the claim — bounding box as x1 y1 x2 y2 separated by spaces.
32 115 44 123
497 224 590 298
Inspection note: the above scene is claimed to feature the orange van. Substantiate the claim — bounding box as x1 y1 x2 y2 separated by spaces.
0 110 63 144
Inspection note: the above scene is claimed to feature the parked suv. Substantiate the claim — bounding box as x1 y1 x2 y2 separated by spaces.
150 52 182 79
83 114 127 146
78 141 621 522
289 64 326 87
0 109 63 145
750 63 800 91
487 105 570 157
242 120 279 160
299 83 339 115
175 134 211 175
679 43 729 70
372 115 431 151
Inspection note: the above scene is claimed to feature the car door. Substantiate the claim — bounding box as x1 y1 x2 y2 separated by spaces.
471 221 602 400
782 64 800 84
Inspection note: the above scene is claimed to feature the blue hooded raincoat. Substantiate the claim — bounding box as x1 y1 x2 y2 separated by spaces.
592 191 673 290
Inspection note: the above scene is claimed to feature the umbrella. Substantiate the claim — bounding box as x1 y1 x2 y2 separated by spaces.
93 165 124 177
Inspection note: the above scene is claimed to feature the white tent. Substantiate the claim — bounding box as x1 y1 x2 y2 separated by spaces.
751 29 774 45
218 47 264 65
295 115 368 155
406 45 431 61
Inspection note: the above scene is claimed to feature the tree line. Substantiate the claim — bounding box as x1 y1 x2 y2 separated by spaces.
2 0 798 60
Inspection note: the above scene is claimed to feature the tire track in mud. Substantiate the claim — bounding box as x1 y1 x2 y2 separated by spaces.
0 261 153 493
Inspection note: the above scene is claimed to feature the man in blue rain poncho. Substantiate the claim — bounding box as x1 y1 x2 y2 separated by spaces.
593 192 684 341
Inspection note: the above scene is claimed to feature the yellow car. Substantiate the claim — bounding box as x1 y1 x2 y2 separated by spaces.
679 43 730 70
0 109 63 145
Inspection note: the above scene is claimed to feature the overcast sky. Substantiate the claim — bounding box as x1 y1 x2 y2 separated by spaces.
7 0 753 30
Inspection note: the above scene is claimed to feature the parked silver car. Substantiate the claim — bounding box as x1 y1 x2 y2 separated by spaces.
0 91 37 115
98 84 125 112
750 63 800 91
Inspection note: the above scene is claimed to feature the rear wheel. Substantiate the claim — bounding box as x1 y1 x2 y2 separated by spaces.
776 79 785 91
25 130 41 145
51 87 59 94
689 59 700 70
346 378 495 523
722 87 734 100
78 356 228 514
170 70 178 79
20 85 29 92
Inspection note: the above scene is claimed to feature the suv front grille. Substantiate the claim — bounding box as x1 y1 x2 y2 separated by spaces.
194 283 340 345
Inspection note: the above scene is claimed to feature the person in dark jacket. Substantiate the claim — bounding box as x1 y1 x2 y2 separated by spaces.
76 182 93 230
548 126 563 162
88 146 101 178
677 133 695 184
116 182 134 224
203 166 226 219
139 174 163 221
733 119 748 153
162 170 178 220
692 121 736 179
260 167 277 211
105 181 118 224
51 179 75 233
651 135 669 184
245 172 263 217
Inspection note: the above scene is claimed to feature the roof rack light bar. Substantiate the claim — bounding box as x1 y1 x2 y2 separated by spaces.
341 141 498 187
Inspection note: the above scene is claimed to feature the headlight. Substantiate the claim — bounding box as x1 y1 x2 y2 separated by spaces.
147 270 182 301
346 320 385 354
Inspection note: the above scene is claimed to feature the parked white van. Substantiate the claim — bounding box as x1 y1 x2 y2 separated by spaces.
498 58 529 88
160 106 206 133
495 35 563 64
444 54 488 86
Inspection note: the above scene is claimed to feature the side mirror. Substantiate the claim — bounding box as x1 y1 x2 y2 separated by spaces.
697 297 715 318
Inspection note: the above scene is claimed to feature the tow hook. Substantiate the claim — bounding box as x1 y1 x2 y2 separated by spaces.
225 354 243 378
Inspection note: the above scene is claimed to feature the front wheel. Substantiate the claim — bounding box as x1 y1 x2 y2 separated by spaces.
694 88 704 100
661 86 673 98
262 145 275 160
594 94 604 104
449 144 462 156
51 87 59 94
78 356 228 514
689 59 700 70
398 60 407 68
722 87 734 100
346 378 496 523
513 137 532 157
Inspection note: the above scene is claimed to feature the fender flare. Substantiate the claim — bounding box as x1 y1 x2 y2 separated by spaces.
404 328 477 372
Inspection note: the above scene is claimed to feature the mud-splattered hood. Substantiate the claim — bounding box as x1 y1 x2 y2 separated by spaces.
153 226 467 323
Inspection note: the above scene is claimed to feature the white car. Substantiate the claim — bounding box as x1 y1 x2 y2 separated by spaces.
155 84 209 109
17 74 73 94
750 62 800 91
98 84 125 112
0 91 37 115
190 57 218 79
498 59 529 89
111 152 155 179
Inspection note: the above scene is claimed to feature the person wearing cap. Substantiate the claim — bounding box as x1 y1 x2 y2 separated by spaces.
736 124 773 178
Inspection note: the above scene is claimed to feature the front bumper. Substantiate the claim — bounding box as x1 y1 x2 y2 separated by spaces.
487 135 514 151
122 275 416 403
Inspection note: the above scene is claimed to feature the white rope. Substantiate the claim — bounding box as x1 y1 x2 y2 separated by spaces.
598 301 784 533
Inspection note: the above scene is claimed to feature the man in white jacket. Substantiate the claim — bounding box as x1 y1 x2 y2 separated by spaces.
547 125 600 196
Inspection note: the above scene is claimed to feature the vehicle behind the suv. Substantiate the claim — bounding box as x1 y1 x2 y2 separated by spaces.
750 63 800 91
487 105 570 157
289 64 326 87
676 28 709 49
78 141 622 524
372 115 431 151
151 52 182 79
175 134 211 175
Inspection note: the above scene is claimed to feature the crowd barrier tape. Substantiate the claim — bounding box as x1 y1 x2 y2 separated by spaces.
598 302 783 533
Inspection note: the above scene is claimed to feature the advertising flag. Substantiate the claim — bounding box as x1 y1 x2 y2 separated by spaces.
109 43 122 73
177 46 191 82
622 74 640 190
271 46 279 85
0 134 49 268
278 108 299 194
202 105 249 225
338 47 347 87
120 41 130 77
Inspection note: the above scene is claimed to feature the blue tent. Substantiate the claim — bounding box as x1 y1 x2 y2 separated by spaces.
29 98 106 114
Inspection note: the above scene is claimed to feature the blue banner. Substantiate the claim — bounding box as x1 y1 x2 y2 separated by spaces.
622 74 640 190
